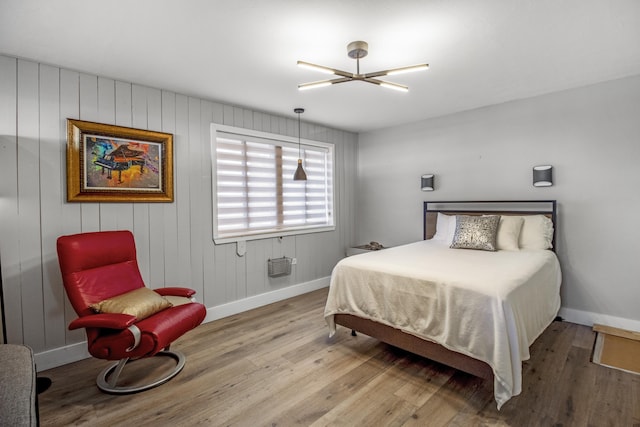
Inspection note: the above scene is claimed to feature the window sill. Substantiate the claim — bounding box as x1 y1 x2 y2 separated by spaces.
214 225 336 245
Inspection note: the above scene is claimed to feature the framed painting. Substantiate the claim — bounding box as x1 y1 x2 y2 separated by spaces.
66 119 174 202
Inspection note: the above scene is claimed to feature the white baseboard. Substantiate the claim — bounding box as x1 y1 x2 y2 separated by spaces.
203 276 330 323
34 277 330 372
35 342 91 372
559 307 640 332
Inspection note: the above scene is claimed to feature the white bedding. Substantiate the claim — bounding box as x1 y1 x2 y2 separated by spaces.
324 240 561 409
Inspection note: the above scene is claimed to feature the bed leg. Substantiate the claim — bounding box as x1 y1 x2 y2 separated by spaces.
351 330 357 336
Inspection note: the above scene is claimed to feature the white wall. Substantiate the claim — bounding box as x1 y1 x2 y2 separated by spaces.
0 54 357 367
357 74 640 329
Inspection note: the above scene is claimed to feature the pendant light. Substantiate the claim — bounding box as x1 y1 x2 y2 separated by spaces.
293 107 307 181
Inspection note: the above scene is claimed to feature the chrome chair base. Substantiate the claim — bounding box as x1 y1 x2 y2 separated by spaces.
96 350 186 394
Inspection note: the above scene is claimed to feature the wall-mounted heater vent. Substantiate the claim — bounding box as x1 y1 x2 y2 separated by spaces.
268 257 292 278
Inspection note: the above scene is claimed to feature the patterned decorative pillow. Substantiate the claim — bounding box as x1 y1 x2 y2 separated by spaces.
450 215 500 251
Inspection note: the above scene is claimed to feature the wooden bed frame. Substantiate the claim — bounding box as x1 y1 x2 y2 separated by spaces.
334 200 557 380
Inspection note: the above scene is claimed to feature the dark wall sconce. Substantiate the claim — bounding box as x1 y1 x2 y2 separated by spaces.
533 165 553 187
421 174 434 191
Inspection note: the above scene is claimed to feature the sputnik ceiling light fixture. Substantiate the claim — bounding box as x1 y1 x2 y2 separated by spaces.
298 41 429 93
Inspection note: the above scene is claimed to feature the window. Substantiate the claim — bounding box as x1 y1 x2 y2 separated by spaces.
211 124 335 243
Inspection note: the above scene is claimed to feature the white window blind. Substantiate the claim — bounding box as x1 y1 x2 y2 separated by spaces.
211 125 335 243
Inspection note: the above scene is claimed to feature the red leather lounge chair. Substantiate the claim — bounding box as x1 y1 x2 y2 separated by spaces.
57 230 206 393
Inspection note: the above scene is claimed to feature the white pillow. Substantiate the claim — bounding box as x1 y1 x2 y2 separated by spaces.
495 216 524 251
432 213 456 244
516 215 554 250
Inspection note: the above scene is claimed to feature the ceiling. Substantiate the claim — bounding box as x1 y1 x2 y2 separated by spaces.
1 0 639 133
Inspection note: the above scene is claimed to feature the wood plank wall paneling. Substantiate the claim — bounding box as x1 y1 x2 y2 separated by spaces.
161 90 180 288
0 55 20 345
40 64 66 350
17 59 46 351
79 73 101 233
58 69 84 345
0 54 357 366
96 77 120 233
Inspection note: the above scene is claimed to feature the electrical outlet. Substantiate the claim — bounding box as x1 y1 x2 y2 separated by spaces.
291 258 297 265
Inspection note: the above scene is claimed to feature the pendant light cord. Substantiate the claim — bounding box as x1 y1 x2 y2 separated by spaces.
298 112 301 158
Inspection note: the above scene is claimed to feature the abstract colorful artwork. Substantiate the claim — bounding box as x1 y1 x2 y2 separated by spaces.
67 119 173 202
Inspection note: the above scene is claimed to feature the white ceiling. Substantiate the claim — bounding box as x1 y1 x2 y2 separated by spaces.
1 0 639 133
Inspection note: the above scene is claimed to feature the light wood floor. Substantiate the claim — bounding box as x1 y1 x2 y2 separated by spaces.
39 288 640 426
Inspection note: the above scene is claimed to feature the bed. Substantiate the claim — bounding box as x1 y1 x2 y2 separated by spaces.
324 200 561 409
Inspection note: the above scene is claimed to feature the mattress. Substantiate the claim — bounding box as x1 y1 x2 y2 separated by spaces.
324 240 562 409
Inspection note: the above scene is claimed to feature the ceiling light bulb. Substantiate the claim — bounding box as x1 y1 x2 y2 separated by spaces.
298 81 333 91
379 82 409 92
386 64 429 76
297 61 336 75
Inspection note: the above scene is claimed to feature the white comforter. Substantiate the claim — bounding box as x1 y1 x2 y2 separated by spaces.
324 240 561 409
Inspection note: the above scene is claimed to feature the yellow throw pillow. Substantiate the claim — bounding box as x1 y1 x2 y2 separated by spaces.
90 287 172 320
162 295 193 307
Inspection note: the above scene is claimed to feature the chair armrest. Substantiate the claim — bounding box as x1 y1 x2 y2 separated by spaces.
68 313 137 330
154 287 196 298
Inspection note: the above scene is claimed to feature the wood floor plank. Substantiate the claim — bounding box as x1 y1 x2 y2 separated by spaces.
401 371 486 427
308 346 420 426
216 330 385 425
494 320 577 424
548 346 595 426
38 288 640 426
275 344 391 425
393 355 457 408
586 363 637 426
573 324 596 350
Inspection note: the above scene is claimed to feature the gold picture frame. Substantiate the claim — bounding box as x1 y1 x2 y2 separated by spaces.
66 119 174 202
